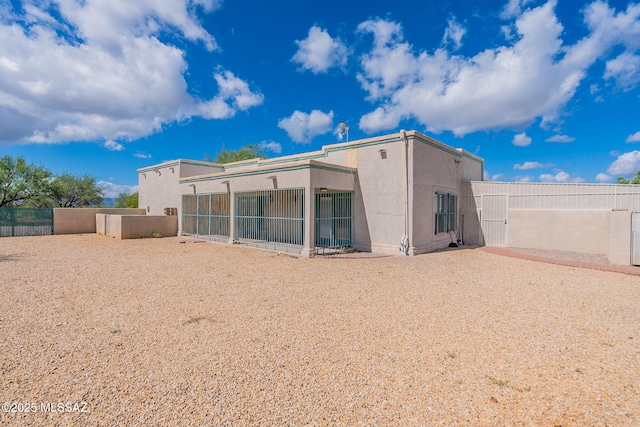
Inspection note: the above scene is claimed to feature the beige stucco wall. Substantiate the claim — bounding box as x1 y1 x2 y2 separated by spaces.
413 139 460 254
138 163 181 217
136 131 483 256
461 209 483 246
507 210 610 255
608 210 632 265
138 160 223 221
506 209 634 266
180 161 224 178
181 164 313 253
107 215 178 239
314 133 482 255
96 213 107 236
54 208 146 235
181 167 310 194
344 141 407 254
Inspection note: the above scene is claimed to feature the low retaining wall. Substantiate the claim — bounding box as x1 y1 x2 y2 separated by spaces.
54 208 146 234
98 214 177 239
507 209 632 266
508 210 609 255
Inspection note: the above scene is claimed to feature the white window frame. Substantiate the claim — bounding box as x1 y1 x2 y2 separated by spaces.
435 192 457 234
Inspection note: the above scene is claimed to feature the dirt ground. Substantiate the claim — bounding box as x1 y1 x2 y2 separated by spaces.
1 235 639 426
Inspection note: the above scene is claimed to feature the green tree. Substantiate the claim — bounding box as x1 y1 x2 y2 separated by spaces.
616 171 640 184
204 143 266 164
46 174 104 207
0 155 52 207
114 192 139 208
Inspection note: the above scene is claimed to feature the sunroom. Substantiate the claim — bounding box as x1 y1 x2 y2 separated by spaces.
178 159 357 255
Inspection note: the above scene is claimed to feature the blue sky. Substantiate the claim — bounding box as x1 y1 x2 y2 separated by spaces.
1 0 639 196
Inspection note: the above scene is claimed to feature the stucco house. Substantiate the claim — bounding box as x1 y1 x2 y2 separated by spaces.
138 130 484 256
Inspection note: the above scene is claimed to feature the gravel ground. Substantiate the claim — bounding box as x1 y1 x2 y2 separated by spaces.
504 247 612 265
1 235 639 426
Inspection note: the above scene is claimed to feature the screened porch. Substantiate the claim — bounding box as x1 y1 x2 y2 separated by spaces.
181 193 230 242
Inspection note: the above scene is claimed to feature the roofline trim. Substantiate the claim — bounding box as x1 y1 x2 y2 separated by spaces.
180 161 356 183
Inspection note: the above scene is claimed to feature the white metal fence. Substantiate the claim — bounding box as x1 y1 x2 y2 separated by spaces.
479 194 508 246
466 182 640 211
462 182 640 249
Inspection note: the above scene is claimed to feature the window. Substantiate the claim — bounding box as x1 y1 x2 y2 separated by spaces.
435 192 457 234
448 194 457 233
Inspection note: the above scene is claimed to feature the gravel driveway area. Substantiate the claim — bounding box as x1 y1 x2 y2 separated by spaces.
1 235 639 426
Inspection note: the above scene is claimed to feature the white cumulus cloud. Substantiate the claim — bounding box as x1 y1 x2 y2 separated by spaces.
104 140 125 151
197 71 264 119
501 0 534 19
259 140 282 154
484 173 505 181
595 173 612 182
626 131 640 143
607 150 640 176
514 161 554 170
605 52 640 89
292 26 348 74
515 175 535 182
98 182 139 199
546 134 575 143
278 110 334 144
356 1 640 135
442 17 466 51
0 1 262 145
512 133 532 147
539 170 585 183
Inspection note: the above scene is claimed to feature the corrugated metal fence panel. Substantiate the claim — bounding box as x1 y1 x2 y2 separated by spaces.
234 188 304 252
0 208 54 237
471 182 640 211
633 213 640 266
480 194 508 246
616 187 640 212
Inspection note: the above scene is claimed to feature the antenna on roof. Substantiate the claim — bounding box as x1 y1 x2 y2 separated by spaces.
337 122 349 142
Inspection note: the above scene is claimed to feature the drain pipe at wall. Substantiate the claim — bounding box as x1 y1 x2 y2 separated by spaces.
399 129 410 255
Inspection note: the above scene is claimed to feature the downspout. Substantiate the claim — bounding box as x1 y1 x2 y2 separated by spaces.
399 129 410 255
